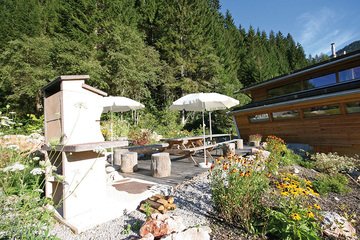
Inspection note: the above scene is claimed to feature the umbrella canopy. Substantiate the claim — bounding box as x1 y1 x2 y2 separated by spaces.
169 93 239 112
170 93 239 167
102 96 145 165
102 96 145 113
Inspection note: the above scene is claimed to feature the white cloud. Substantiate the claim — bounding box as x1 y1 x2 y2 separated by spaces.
296 7 359 56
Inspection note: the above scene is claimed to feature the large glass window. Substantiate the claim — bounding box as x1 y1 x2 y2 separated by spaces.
339 66 360 82
272 110 299 120
345 101 360 114
268 81 302 98
304 74 337 89
303 105 340 118
249 113 269 123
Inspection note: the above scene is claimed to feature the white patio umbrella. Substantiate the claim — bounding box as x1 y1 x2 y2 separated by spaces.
170 93 239 167
102 96 145 164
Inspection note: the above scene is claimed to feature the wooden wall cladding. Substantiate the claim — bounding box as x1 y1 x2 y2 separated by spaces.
234 95 360 155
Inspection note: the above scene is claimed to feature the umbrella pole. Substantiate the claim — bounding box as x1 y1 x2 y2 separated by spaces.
209 112 212 141
111 110 114 165
203 111 207 165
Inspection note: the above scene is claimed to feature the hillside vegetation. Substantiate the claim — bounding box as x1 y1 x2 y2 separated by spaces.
0 0 311 116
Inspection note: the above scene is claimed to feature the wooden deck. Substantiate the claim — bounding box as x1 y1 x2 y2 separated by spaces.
121 147 253 186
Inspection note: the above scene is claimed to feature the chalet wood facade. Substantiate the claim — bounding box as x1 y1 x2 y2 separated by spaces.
231 50 360 155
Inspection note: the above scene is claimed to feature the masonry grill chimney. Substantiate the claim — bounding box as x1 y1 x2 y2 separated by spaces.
331 43 336 58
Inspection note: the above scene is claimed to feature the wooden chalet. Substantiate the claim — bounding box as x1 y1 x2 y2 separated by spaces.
231 50 360 155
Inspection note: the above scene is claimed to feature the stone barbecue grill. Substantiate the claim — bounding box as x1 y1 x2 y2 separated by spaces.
42 75 154 233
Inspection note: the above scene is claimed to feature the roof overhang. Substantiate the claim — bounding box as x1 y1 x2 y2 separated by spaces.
230 88 360 115
238 51 360 93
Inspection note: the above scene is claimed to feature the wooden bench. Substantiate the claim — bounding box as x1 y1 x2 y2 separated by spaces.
183 144 218 166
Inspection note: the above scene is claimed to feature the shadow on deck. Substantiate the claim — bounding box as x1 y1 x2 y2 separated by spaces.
121 146 253 186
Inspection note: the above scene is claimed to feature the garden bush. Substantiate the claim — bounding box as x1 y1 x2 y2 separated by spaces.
310 152 359 175
0 147 56 239
265 173 322 239
312 173 350 195
210 154 269 233
265 135 302 173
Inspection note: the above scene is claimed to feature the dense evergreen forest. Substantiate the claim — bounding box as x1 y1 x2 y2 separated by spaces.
0 0 312 117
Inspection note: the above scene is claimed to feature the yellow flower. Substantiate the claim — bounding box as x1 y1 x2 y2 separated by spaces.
307 211 315 218
281 191 289 196
290 213 301 221
305 180 312 186
314 204 321 210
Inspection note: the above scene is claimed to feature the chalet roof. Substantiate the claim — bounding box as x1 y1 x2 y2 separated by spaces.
239 49 360 93
231 79 360 114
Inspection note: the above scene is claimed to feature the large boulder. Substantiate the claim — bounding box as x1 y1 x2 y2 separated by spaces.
321 211 357 240
161 226 212 240
139 213 184 238
0 134 44 153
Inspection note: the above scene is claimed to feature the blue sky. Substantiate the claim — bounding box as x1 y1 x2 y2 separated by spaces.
220 0 360 57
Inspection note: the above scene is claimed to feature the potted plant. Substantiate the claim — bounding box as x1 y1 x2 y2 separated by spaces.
248 134 262 147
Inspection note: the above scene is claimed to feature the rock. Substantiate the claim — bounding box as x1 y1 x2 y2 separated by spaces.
161 226 211 240
0 134 44 153
140 233 155 240
321 211 357 240
140 214 186 238
105 166 116 173
151 213 169 221
140 219 169 238
294 167 300 174
251 148 271 161
107 171 123 182
165 216 185 233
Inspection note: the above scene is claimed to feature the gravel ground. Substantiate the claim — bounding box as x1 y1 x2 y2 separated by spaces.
51 166 360 240
50 172 213 240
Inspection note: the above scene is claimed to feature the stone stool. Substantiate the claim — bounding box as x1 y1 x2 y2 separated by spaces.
121 152 138 173
236 139 243 149
113 148 129 167
151 152 171 178
223 143 236 156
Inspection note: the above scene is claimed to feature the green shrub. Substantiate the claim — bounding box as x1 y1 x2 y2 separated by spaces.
265 135 302 173
0 105 43 135
265 173 322 239
128 128 152 145
312 173 350 195
311 152 359 175
210 155 269 233
0 147 56 239
101 116 130 141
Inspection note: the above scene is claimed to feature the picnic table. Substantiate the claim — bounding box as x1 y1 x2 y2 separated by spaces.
160 134 234 166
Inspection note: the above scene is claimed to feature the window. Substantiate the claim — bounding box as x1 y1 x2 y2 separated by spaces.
249 113 269 123
345 101 360 114
339 66 360 82
304 74 337 89
303 105 340 118
272 110 299 120
268 81 302 98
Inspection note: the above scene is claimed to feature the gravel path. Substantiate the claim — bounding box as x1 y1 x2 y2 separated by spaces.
50 172 213 240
